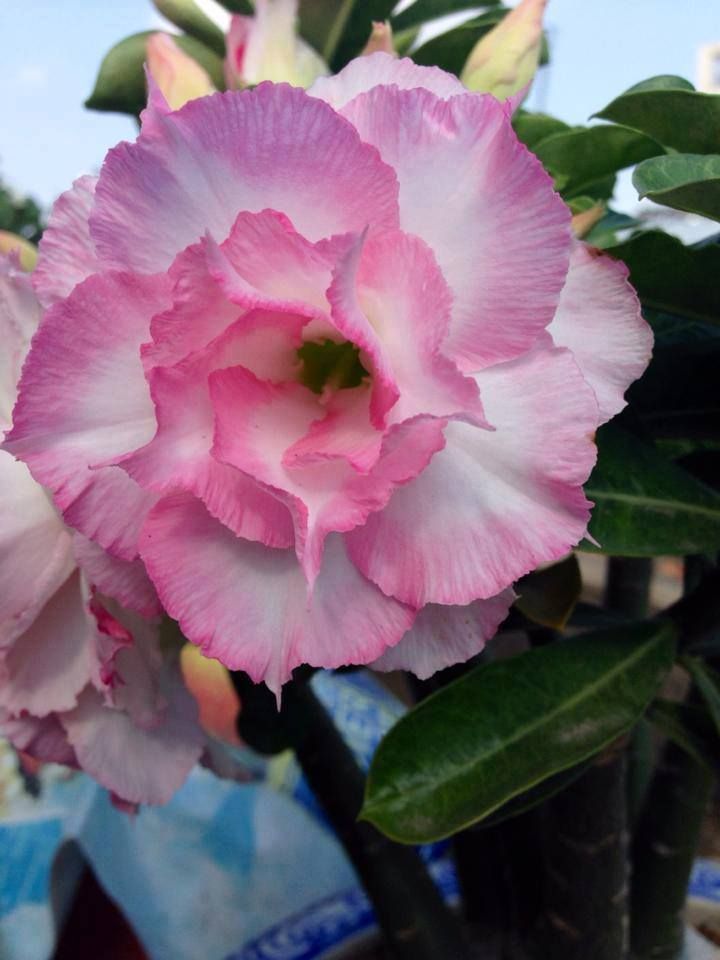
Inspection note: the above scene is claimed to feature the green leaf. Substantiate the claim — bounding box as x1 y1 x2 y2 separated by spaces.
476 761 591 829
584 424 720 557
633 154 720 222
647 699 719 771
300 0 397 68
629 339 720 440
607 231 720 325
681 657 720 736
512 111 571 151
86 31 225 116
152 0 226 55
392 0 501 33
583 208 639 249
411 9 507 75
532 124 664 199
596 76 720 154
515 554 582 629
362 621 675 843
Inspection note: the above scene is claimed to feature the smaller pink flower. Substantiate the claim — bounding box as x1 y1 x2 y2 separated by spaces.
0 253 204 806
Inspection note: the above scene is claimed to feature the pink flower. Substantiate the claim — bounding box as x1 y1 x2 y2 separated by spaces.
5 55 652 696
0 253 204 805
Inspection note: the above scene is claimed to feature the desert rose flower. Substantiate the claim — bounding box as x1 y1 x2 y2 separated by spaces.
0 253 204 805
225 0 328 89
4 54 652 696
360 22 396 58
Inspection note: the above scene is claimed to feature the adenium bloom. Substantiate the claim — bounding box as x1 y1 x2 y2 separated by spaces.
5 53 652 697
225 0 328 89
0 253 204 804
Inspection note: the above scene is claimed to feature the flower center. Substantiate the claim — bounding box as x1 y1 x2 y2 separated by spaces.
297 339 368 394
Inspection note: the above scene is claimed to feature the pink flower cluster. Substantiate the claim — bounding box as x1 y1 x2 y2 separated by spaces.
1 54 651 801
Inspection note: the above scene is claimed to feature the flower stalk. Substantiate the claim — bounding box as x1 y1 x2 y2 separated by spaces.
232 671 472 960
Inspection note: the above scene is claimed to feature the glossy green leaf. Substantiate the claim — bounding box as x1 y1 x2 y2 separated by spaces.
512 111 571 151
411 9 507 74
532 124 664 199
633 154 720 222
647 699 719 771
476 761 591 830
608 231 720 325
362 621 675 843
682 657 720 736
392 0 501 33
152 0 226 55
86 31 225 115
515 554 582 629
584 424 720 557
596 75 720 154
629 340 720 440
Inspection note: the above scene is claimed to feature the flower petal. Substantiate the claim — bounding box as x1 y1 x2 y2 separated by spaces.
548 242 653 424
4 272 171 559
211 365 447 582
340 86 571 371
0 255 41 426
140 494 416 695
73 534 161 618
61 672 203 806
371 590 515 678
32 175 100 308
309 51 466 109
346 340 598 606
0 451 75 646
90 84 400 273
1 712 77 767
0 571 96 715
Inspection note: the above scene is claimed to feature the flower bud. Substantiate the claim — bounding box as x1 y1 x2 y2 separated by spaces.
361 21 396 58
0 231 37 271
460 0 546 101
146 33 216 110
224 0 328 90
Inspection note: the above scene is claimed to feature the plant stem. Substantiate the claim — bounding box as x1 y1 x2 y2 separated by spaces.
630 739 714 960
605 557 653 618
541 739 631 960
630 555 718 960
248 676 472 960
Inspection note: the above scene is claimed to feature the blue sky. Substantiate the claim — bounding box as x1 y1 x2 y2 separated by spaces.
0 0 718 212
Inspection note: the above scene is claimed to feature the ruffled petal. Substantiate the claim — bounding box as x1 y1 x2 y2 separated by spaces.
309 52 466 109
548 242 653 424
346 341 598 607
1 712 77 767
0 571 96 715
371 590 515 678
211 365 447 582
0 254 41 426
32 176 100 308
340 86 571 371
122 314 299 547
0 451 75 646
60 672 203 806
73 535 161 618
4 272 171 558
140 494 416 695
90 84 400 273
